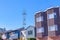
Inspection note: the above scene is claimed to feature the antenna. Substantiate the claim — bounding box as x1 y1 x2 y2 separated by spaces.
22 10 26 27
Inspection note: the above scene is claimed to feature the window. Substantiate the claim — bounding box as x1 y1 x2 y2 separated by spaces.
48 25 58 31
28 30 33 35
36 16 43 22
48 13 56 19
37 27 44 33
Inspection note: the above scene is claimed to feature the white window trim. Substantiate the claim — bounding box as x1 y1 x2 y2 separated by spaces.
47 13 56 19
37 27 44 33
36 16 43 22
48 25 58 31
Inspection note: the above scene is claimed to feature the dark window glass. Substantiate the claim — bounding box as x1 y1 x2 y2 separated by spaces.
28 30 33 35
54 14 57 18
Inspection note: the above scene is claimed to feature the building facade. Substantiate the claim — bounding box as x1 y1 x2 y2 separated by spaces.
5 27 24 40
35 12 48 40
47 7 60 40
35 7 60 40
26 25 36 40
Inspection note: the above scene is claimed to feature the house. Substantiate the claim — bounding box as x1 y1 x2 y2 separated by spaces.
26 25 36 40
5 27 24 40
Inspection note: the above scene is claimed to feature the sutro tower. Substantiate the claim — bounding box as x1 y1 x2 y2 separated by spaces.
22 10 26 27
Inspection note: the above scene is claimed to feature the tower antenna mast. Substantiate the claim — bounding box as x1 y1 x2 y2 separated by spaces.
22 10 26 27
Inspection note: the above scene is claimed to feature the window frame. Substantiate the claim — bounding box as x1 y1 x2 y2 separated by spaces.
28 30 33 35
48 25 58 31
37 27 44 33
36 16 43 22
47 13 56 19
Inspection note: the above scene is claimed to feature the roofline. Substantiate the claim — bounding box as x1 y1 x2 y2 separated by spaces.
6 27 24 33
35 11 45 16
35 6 60 15
26 25 35 30
45 6 60 11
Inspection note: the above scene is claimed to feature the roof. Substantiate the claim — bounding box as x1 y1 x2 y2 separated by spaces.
26 25 35 30
35 11 45 16
45 6 60 11
5 27 25 33
35 6 60 16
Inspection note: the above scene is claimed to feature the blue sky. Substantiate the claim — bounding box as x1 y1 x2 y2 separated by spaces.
0 0 60 30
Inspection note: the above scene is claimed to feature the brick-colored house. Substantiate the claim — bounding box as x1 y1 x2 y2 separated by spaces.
35 7 60 40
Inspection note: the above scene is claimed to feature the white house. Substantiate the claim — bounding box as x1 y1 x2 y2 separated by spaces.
26 26 36 39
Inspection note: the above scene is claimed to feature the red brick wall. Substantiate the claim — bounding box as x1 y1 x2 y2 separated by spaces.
36 36 60 40
36 37 47 40
48 36 60 40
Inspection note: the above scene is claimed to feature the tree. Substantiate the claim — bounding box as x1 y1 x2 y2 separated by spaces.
27 38 36 40
0 36 2 40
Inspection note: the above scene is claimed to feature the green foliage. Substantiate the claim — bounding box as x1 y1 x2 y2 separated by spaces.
0 36 2 40
27 38 36 40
